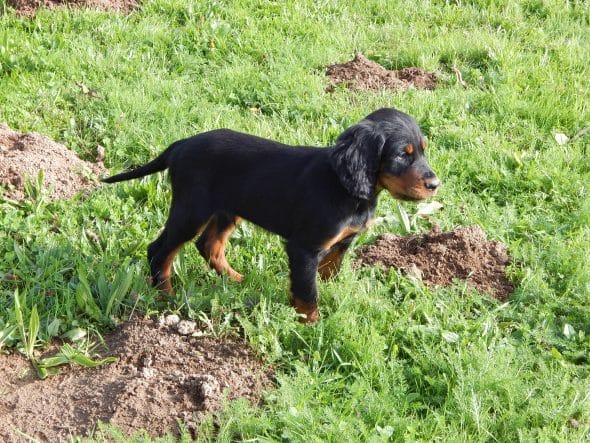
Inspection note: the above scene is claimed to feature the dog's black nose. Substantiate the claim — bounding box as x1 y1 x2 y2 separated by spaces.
425 177 440 190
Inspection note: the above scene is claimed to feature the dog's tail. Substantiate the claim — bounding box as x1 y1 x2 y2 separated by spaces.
101 141 180 183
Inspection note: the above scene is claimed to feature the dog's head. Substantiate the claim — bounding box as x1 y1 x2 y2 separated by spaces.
330 108 440 201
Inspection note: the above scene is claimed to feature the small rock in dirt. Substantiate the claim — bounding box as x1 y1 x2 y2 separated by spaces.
141 367 156 378
10 174 22 186
158 314 180 328
177 320 196 335
192 374 220 400
166 314 181 326
141 355 153 368
166 370 187 383
406 263 423 281
95 144 105 163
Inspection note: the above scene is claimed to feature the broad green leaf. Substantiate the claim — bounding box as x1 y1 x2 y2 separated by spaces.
75 270 103 321
563 323 576 339
47 318 61 337
442 331 460 343
13 290 23 329
0 324 17 349
62 327 87 342
70 354 118 368
27 305 40 357
39 355 71 368
396 202 412 234
37 344 117 378
416 201 444 217
375 425 394 438
554 132 569 145
37 366 48 379
13 290 28 357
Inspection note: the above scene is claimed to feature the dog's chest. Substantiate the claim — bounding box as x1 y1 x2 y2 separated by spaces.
353 201 375 228
322 202 375 250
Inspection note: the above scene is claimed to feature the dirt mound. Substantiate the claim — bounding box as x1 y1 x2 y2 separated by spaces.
326 53 437 92
0 124 104 201
0 317 272 441
356 225 513 300
6 0 137 17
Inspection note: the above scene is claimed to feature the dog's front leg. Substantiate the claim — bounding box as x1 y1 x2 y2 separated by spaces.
286 242 320 323
318 235 356 280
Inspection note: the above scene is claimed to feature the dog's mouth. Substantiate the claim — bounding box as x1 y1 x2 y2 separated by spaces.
388 188 437 201
389 191 431 202
378 172 439 202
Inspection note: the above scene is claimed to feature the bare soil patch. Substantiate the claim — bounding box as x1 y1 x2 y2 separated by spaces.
0 123 104 202
6 0 137 17
0 317 272 442
326 53 437 92
356 225 513 300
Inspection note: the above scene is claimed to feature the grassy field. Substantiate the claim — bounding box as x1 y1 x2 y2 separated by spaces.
1 0 589 440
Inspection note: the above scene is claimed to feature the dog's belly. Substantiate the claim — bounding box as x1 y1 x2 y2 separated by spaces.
210 198 293 239
233 209 293 238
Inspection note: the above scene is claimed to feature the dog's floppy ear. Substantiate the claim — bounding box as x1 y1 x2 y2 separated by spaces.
329 120 386 200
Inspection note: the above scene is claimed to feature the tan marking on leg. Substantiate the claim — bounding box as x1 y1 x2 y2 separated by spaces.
291 297 319 324
318 248 345 280
201 217 243 282
154 245 181 295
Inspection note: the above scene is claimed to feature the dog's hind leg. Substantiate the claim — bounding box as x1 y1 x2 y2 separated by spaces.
148 196 211 294
196 213 243 282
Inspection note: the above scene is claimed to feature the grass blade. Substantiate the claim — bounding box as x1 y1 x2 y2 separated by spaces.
75 268 104 322
105 263 135 317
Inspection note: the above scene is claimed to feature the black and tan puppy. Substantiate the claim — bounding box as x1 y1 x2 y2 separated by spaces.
102 108 439 323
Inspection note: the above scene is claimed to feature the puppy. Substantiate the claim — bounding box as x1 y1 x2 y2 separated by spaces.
102 108 439 323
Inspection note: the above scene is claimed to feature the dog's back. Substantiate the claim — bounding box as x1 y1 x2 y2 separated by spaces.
167 129 334 237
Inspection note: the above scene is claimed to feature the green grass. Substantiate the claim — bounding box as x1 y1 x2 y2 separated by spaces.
1 0 589 440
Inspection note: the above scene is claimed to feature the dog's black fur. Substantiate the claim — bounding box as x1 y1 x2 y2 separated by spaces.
102 108 439 322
